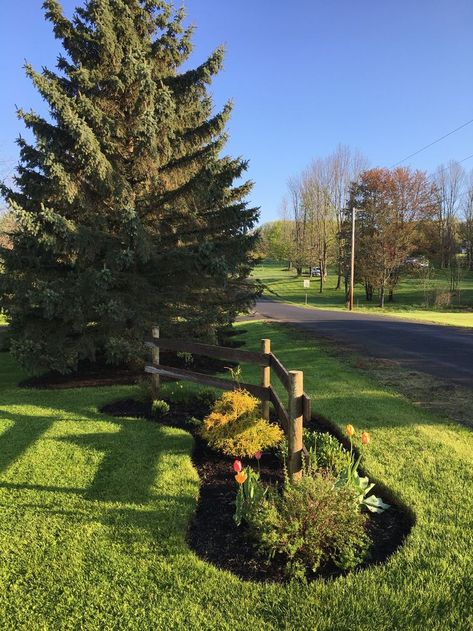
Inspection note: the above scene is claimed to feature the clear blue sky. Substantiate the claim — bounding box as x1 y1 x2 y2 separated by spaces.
1 0 473 223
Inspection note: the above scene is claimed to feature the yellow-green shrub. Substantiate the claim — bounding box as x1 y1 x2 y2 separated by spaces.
201 389 284 457
212 389 259 419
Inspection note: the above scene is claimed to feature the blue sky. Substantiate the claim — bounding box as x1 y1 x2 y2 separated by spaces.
1 0 473 223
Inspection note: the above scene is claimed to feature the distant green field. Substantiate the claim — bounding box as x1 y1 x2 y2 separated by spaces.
254 261 473 328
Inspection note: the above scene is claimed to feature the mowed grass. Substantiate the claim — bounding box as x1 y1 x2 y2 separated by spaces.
0 321 472 629
254 260 473 327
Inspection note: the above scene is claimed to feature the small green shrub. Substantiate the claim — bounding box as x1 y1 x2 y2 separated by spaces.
187 416 203 428
195 388 218 408
247 474 370 578
201 389 284 457
311 431 351 475
151 399 170 419
277 429 351 476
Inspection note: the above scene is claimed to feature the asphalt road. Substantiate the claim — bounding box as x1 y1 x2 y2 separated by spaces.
254 299 473 388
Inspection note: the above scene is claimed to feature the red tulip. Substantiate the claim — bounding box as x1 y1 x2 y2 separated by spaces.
254 451 262 460
233 459 242 473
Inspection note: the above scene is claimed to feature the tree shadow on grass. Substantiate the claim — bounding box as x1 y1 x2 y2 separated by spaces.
53 422 192 505
0 495 198 565
0 413 53 474
0 417 197 554
0 404 192 506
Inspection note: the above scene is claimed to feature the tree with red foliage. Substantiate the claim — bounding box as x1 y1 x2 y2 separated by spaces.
346 167 436 307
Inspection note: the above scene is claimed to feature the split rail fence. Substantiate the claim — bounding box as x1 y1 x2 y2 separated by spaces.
145 326 311 479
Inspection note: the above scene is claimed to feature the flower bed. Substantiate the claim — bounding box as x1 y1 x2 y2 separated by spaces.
101 391 412 583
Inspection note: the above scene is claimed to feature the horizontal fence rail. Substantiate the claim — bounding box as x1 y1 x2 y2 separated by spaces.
145 338 270 367
270 353 291 391
145 364 271 401
146 328 312 480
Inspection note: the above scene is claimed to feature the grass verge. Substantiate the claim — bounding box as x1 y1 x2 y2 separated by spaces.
0 322 471 629
254 261 473 328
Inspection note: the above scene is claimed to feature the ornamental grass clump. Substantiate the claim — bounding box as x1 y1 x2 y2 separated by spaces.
151 399 170 419
201 389 283 457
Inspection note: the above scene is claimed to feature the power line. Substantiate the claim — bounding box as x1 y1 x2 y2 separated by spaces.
429 152 473 180
391 117 473 168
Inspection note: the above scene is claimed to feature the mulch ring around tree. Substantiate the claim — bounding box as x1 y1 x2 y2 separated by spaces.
19 352 233 389
101 396 413 583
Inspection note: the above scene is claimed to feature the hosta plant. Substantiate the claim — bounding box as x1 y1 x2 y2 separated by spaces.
335 426 390 513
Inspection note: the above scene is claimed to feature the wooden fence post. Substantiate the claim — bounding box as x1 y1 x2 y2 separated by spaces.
260 338 271 420
151 325 160 399
288 370 303 481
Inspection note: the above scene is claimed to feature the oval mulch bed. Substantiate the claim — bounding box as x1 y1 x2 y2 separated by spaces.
100 397 413 583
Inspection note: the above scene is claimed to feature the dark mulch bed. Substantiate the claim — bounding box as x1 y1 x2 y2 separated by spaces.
101 397 413 583
21 364 143 389
19 352 234 390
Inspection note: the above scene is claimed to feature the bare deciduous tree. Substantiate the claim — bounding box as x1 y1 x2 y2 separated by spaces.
324 145 368 288
461 171 473 271
434 161 464 268
300 161 337 292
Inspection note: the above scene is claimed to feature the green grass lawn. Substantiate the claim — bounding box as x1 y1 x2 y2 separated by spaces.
0 323 471 629
254 260 473 327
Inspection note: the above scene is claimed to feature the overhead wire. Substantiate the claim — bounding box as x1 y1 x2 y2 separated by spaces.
391 117 473 168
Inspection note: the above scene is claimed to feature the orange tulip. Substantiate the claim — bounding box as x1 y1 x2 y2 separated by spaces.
361 431 371 445
345 424 355 437
235 471 247 485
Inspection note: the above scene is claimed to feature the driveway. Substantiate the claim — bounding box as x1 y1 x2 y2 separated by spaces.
254 299 473 388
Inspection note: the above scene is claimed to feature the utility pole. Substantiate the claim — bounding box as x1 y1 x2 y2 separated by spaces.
348 207 356 311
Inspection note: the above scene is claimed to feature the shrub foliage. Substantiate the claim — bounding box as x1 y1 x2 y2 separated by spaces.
248 474 370 578
201 389 283 457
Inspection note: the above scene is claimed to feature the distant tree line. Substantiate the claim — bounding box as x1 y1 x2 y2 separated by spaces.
257 146 473 306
